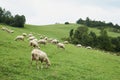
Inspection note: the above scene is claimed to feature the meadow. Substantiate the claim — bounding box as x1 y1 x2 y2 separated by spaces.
0 24 120 80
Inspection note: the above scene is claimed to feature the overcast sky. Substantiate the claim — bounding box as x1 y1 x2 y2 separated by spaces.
0 0 120 25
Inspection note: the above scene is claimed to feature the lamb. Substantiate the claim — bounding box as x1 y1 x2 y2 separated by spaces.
57 43 65 49
31 48 51 69
29 39 40 49
15 35 24 41
38 39 47 45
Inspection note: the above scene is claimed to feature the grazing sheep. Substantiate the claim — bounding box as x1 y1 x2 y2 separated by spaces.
63 41 69 44
15 35 24 41
47 38 53 43
31 48 51 69
86 46 92 49
30 40 40 49
1 27 7 31
76 44 82 47
51 39 59 44
57 43 65 49
28 33 33 37
40 36 44 39
38 39 47 45
44 37 48 40
28 36 35 41
22 33 27 37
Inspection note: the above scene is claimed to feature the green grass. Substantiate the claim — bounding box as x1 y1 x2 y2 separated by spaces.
0 24 120 80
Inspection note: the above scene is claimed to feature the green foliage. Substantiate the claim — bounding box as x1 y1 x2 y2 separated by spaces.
69 26 120 52
64 22 69 24
76 17 120 33
69 29 74 38
12 15 26 27
0 6 26 27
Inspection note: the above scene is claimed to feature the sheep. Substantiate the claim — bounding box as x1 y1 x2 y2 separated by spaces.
57 43 65 49
28 36 35 41
40 36 44 39
29 39 40 49
31 48 51 69
76 44 82 47
1 27 7 31
63 41 69 44
15 35 24 41
86 46 92 49
51 39 59 44
22 33 27 37
6 29 14 33
47 38 53 43
44 37 48 40
28 33 33 37
38 39 47 45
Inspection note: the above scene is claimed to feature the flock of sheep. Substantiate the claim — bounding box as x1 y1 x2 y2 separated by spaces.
14 32 68 69
1 26 92 70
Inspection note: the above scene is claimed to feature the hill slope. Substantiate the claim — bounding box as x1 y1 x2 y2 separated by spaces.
0 24 120 80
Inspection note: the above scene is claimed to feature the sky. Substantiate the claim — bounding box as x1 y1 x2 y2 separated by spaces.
0 0 120 25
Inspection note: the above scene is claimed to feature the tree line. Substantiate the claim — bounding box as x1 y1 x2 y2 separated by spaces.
69 26 120 54
76 17 120 33
0 7 26 27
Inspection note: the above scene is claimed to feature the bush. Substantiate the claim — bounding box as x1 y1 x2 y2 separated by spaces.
65 22 69 24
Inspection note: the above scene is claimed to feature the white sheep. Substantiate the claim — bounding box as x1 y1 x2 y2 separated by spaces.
63 41 69 44
44 37 48 40
15 35 24 41
1 27 7 31
31 48 51 69
51 39 59 44
57 43 65 49
29 39 40 49
76 44 82 47
47 38 53 43
22 33 27 37
86 46 92 49
38 39 47 45
28 33 33 37
28 36 35 41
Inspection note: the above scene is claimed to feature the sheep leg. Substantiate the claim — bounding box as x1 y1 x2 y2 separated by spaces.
40 60 44 69
36 60 39 69
40 63 43 69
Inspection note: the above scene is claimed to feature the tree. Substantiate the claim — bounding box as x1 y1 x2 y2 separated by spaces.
0 6 26 27
0 7 4 23
76 18 84 24
97 29 113 51
12 14 26 27
69 29 74 38
65 22 69 24
85 17 90 26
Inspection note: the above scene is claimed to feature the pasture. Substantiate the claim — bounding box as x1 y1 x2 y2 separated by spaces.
0 24 120 80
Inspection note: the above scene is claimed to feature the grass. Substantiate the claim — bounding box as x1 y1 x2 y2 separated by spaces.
0 24 120 80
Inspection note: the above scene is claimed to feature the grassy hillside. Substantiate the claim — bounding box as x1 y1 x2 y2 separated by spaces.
0 24 120 80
